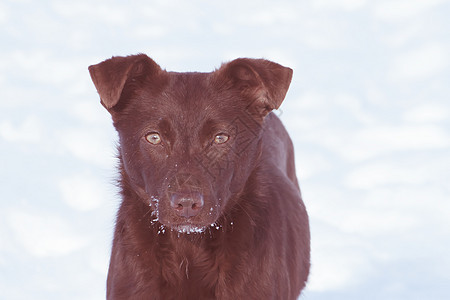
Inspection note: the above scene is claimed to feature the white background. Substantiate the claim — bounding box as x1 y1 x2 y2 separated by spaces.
1 0 449 299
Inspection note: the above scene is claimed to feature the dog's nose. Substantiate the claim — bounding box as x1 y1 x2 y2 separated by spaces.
170 192 204 218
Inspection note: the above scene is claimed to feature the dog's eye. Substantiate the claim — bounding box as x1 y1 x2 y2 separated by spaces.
214 133 229 144
145 132 162 145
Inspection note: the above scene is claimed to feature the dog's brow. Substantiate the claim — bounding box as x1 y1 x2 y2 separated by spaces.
158 118 171 132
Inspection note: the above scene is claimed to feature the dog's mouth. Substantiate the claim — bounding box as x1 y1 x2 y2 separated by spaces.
173 224 207 234
155 219 224 235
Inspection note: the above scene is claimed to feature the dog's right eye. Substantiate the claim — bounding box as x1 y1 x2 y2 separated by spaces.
214 133 229 144
145 132 162 145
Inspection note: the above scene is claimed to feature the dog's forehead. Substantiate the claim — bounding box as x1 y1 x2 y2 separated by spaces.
166 72 211 102
156 72 236 118
126 71 241 135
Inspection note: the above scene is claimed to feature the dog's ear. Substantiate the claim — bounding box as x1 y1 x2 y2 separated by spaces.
88 54 163 110
213 58 293 117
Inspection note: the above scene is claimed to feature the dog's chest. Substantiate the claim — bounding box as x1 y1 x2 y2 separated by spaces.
156 243 225 298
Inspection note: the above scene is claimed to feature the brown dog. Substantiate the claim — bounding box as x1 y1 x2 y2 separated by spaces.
89 54 310 299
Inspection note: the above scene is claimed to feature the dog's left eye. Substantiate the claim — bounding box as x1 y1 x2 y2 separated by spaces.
145 132 162 145
214 133 229 144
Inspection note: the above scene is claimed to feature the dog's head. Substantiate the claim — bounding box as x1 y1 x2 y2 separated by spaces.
89 54 292 234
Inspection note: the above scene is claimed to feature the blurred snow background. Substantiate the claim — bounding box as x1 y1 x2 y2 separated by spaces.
1 0 449 299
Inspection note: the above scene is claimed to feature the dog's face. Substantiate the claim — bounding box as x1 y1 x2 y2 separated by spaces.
89 54 292 233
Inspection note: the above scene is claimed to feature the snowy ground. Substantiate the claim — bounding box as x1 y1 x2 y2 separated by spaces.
1 0 449 299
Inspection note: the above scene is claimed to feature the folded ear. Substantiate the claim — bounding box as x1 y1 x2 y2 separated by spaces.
213 58 293 117
88 54 163 110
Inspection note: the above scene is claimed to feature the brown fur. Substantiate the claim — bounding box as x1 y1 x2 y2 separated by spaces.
89 54 310 299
